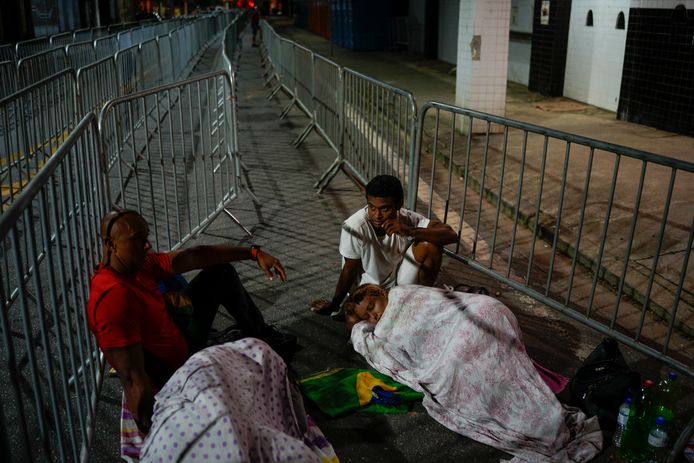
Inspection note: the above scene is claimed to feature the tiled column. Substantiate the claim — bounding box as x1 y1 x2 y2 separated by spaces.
455 0 511 133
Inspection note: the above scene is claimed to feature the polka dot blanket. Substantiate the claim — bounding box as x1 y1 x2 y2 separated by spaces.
140 339 338 463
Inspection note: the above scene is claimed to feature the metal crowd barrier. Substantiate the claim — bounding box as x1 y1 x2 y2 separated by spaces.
261 21 417 197
0 112 107 463
334 68 418 195
1 13 234 207
98 70 240 250
412 101 694 378
94 34 119 61
49 31 74 48
260 21 281 87
282 42 313 121
0 44 16 63
73 27 93 42
65 41 97 71
0 61 18 99
309 54 342 154
76 57 118 116
139 38 162 89
0 69 78 212
17 48 69 88
16 36 53 60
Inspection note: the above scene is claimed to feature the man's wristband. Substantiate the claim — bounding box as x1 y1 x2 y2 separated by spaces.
250 245 261 261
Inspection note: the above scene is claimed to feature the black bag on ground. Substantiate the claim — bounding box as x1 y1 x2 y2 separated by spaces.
569 337 641 435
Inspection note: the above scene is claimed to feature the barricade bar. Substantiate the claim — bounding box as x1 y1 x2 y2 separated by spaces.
413 101 694 378
0 113 107 463
98 71 240 251
0 69 79 213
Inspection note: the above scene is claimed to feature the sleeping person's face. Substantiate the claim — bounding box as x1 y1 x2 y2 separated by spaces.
354 292 388 324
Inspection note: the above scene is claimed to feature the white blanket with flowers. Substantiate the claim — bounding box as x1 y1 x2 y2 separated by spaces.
351 285 602 462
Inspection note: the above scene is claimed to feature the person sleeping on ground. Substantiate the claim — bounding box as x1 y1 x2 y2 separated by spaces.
343 284 603 462
140 339 338 463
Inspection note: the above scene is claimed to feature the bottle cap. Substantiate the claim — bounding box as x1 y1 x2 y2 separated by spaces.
668 371 678 380
656 416 665 425
625 396 632 404
644 379 654 388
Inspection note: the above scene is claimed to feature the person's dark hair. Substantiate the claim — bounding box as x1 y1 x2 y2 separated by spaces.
365 175 403 205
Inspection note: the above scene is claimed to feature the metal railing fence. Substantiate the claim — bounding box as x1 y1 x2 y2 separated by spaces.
0 112 107 463
260 21 281 87
0 44 16 63
98 71 240 251
260 21 417 197
0 61 18 100
16 36 53 60
0 69 78 213
413 101 694 378
65 41 97 71
309 54 342 154
17 48 69 88
94 34 119 61
49 31 74 48
139 38 162 89
114 44 142 97
76 57 119 116
337 68 418 196
72 28 93 42
1 12 235 213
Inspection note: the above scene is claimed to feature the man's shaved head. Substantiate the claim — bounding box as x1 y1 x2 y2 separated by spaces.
101 208 141 244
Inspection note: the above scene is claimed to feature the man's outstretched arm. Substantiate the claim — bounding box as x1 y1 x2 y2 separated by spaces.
168 244 287 281
105 344 154 435
311 257 362 314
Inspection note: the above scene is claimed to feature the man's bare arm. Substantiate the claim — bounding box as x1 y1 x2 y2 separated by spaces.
168 244 287 281
382 218 457 246
311 258 362 313
104 344 154 434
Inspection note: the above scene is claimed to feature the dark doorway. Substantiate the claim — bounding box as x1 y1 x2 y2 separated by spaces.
528 0 572 96
618 6 694 136
423 0 439 59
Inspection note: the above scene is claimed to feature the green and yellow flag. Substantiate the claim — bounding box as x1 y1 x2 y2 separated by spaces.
299 368 423 417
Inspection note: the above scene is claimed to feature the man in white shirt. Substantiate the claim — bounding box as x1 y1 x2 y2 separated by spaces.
311 175 457 317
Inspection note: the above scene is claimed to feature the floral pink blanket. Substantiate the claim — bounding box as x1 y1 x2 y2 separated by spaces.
351 285 602 462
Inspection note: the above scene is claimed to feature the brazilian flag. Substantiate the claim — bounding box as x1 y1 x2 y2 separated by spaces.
299 368 423 417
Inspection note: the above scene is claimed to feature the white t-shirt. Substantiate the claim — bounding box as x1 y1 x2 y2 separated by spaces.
339 207 430 288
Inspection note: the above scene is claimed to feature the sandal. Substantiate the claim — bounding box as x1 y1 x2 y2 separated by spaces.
310 299 335 315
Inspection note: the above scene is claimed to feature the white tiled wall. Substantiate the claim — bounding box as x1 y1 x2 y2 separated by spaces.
455 0 511 130
438 0 461 64
564 0 630 112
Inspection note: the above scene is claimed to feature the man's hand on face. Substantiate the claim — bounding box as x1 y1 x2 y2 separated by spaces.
382 217 412 237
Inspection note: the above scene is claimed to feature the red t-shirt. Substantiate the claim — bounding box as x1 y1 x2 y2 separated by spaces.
87 252 188 371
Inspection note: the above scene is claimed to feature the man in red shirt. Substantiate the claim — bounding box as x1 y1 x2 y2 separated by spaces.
87 208 294 435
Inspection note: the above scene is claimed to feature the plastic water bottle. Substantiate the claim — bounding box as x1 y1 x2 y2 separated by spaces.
646 416 668 463
613 395 632 448
653 370 679 429
621 379 655 462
